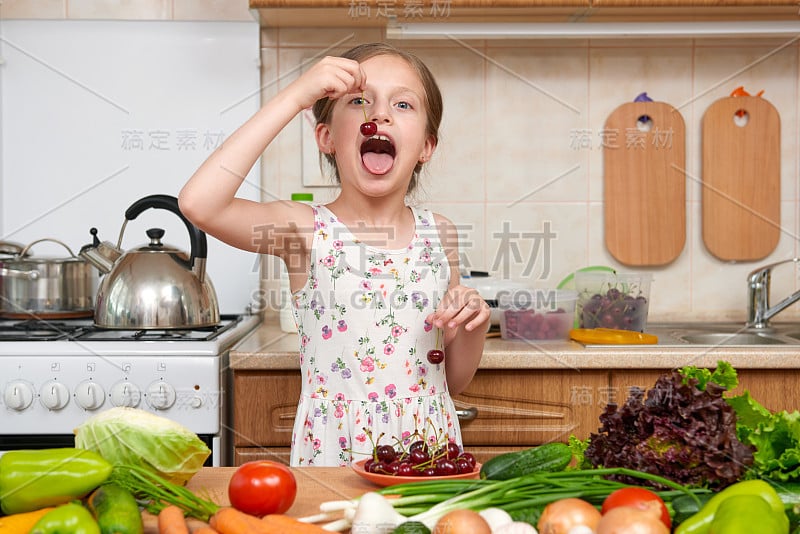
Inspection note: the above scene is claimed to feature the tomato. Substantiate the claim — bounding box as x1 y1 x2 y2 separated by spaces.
601 487 671 529
228 460 297 517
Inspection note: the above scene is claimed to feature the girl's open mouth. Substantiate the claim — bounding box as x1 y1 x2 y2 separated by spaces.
360 135 396 175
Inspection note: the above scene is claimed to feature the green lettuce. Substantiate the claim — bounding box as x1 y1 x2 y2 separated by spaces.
683 361 800 481
727 391 800 481
74 407 210 485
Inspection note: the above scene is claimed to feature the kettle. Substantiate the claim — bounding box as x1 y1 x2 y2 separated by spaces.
80 194 220 329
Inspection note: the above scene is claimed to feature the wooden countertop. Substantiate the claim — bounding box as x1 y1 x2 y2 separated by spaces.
230 322 800 371
143 466 377 533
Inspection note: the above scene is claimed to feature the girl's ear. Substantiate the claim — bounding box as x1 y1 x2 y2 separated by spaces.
315 122 335 154
419 133 436 163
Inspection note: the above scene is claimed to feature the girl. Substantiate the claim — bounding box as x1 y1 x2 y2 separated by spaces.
179 42 490 466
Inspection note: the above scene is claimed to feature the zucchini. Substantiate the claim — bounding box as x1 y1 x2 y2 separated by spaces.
479 442 573 480
86 483 143 534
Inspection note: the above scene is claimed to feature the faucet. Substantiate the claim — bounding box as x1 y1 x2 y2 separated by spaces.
747 258 800 329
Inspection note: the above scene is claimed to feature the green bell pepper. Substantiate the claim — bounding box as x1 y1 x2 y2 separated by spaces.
0 448 112 514
30 502 101 534
709 495 787 534
675 479 789 534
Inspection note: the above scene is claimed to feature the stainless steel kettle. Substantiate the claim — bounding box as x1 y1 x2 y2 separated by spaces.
80 194 220 329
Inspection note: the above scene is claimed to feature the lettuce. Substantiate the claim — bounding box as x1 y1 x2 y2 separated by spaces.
74 407 210 485
584 365 753 489
728 391 800 481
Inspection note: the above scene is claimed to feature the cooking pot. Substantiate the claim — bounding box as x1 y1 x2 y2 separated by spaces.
80 194 220 329
0 238 98 318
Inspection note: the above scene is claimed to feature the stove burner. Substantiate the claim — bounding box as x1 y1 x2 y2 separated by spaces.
0 315 242 342
0 319 92 341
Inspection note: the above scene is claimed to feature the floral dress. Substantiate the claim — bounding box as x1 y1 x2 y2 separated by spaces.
289 204 462 466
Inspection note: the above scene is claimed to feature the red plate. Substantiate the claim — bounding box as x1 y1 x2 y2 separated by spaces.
351 459 482 487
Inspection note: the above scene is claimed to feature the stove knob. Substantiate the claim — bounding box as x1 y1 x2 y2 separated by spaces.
40 381 70 411
75 381 106 410
147 381 176 410
4 380 34 411
110 381 141 408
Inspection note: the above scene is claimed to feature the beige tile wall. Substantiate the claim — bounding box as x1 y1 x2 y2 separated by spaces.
4 0 798 324
262 29 800 324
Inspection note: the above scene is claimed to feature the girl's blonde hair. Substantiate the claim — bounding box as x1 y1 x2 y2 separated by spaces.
312 42 443 194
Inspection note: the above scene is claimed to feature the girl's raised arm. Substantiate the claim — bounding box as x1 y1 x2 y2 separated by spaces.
178 56 365 255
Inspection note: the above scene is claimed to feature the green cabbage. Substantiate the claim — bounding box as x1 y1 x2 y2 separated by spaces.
74 407 210 485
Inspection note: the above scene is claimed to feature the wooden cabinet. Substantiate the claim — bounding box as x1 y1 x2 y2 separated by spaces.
232 368 609 465
610 368 800 414
249 0 799 28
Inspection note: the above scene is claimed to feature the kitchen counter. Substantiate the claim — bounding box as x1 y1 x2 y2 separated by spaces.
230 322 800 371
143 466 375 533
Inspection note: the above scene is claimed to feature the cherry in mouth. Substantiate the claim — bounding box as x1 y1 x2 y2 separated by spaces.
360 121 377 136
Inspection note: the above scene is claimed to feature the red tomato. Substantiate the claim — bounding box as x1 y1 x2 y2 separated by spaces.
228 460 297 517
601 487 671 529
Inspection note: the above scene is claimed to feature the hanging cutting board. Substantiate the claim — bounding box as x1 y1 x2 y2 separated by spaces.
702 96 780 261
604 101 686 266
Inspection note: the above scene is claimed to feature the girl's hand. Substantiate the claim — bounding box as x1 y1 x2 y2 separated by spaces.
286 56 366 111
427 285 490 334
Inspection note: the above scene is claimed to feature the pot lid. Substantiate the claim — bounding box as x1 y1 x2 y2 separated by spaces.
0 241 25 257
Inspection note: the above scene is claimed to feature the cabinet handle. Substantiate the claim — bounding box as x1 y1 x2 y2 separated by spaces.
456 407 478 421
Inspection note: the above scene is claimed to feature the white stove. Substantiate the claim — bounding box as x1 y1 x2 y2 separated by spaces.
0 313 260 466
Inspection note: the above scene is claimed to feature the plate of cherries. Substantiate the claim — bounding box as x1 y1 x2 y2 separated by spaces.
352 440 480 487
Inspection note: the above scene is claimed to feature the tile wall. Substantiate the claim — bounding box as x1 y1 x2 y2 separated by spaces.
261 28 800 324
5 1 799 324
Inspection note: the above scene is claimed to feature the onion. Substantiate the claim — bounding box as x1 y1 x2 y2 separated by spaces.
537 498 602 534
433 509 491 534
595 506 670 534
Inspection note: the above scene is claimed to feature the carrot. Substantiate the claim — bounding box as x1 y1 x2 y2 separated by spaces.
159 504 190 534
262 514 331 533
209 507 271 534
191 528 220 534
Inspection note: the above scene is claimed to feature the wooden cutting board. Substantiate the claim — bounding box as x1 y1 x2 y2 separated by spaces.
604 101 686 266
702 96 780 261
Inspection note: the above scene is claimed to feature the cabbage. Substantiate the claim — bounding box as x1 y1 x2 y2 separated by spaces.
74 407 210 485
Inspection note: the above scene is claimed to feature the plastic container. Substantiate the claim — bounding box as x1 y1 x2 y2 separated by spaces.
279 193 313 333
575 271 652 333
461 273 526 327
498 289 577 341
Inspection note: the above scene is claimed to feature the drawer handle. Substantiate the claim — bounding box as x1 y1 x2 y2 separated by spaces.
456 407 478 421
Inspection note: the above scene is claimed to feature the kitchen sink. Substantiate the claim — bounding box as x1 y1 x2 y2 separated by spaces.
583 323 800 347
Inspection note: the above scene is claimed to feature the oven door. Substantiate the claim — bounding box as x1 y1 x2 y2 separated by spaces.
0 434 220 466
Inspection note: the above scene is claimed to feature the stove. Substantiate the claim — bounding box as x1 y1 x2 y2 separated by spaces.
0 313 261 466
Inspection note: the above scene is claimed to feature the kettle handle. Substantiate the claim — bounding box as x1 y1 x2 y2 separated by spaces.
124 194 208 269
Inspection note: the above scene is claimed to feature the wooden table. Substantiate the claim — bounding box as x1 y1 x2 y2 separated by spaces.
143 467 378 533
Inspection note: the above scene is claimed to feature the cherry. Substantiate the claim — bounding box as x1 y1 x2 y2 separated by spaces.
427 349 444 364
360 121 377 136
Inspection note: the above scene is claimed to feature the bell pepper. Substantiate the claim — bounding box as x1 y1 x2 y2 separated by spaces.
709 494 787 534
0 448 112 515
29 502 100 534
675 479 789 534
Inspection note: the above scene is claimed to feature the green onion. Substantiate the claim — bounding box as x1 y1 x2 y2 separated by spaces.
372 468 710 526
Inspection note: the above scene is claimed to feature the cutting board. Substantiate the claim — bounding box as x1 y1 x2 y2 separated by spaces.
702 96 780 261
604 101 686 266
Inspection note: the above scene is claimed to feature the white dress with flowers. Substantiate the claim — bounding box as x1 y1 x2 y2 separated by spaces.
289 204 462 467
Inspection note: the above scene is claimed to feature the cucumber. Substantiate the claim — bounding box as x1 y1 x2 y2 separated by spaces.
479 442 573 480
86 483 143 534
392 521 432 533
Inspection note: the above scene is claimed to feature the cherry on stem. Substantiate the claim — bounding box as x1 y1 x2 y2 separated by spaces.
359 91 377 136
360 121 377 136
427 328 445 364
